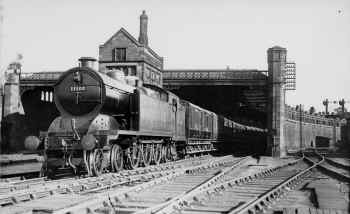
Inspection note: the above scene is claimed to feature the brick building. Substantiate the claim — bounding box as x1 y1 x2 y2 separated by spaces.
98 11 164 88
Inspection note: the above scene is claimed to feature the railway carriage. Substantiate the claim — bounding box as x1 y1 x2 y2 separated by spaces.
216 115 266 155
182 101 217 155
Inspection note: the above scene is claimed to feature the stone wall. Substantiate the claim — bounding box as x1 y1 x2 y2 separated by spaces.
341 119 350 145
284 105 341 152
1 72 26 152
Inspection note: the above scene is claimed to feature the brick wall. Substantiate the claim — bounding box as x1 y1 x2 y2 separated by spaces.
99 29 163 87
99 33 141 62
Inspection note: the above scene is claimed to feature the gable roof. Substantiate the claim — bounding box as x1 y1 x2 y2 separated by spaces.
100 28 163 61
100 27 140 47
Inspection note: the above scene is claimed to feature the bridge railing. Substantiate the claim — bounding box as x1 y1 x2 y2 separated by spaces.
163 70 268 81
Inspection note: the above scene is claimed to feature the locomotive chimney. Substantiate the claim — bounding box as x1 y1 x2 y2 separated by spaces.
79 57 96 69
138 10 148 46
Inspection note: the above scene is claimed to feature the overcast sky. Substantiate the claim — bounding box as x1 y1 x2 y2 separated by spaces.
1 0 349 111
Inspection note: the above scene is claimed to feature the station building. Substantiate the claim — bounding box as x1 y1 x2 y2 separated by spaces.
98 11 164 88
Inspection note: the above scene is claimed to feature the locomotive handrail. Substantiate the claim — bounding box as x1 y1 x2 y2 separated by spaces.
71 118 81 141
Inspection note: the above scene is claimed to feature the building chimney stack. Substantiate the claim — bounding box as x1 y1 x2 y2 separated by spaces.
138 10 148 46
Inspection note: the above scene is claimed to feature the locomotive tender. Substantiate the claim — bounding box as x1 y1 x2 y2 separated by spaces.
44 58 266 176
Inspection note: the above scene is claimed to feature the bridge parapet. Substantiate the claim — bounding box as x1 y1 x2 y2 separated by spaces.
163 69 267 80
19 72 62 86
163 69 268 86
285 105 339 126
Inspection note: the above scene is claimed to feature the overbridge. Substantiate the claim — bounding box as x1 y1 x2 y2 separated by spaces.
163 69 268 114
163 69 268 119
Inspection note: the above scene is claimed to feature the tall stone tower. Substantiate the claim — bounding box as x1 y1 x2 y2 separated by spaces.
267 46 287 157
138 10 148 46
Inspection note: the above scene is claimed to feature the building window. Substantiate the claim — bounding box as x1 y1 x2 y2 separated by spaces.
113 48 126 61
129 66 136 76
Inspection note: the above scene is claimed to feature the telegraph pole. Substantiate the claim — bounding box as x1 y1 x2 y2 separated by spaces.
322 99 329 115
322 99 349 115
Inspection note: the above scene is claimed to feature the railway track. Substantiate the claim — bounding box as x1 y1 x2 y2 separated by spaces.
27 156 296 214
0 155 241 213
304 151 350 182
325 158 350 170
322 158 350 180
3 154 334 214
144 158 308 214
0 155 211 195
0 155 216 206
92 155 316 214
264 152 350 214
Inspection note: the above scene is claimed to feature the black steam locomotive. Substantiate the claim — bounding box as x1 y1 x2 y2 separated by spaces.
44 61 266 176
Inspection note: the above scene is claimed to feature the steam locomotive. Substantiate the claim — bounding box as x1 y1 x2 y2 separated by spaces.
43 60 266 177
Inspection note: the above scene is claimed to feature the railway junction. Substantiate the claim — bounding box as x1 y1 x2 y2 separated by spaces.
0 9 349 214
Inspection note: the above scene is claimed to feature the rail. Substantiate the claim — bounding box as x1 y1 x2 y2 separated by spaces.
133 155 315 214
137 157 249 214
41 155 236 214
305 150 350 182
0 155 213 207
231 155 322 214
